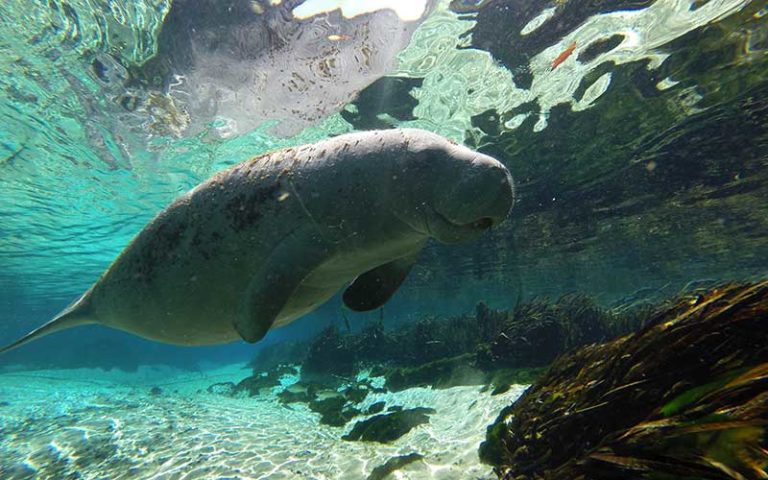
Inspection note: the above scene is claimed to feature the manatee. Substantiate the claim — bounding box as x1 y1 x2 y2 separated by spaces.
0 128 514 353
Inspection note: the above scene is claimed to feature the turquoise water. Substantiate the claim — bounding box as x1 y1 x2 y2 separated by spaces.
0 0 767 478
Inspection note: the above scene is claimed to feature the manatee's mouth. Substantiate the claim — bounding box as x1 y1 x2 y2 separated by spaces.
470 217 494 230
423 209 496 244
435 210 495 231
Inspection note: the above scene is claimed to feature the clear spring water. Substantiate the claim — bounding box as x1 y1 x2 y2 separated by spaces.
0 0 766 478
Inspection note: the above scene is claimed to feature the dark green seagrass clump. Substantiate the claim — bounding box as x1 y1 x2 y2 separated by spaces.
480 281 768 480
343 407 436 443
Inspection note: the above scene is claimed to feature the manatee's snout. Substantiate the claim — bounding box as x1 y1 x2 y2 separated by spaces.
464 154 515 228
430 151 514 244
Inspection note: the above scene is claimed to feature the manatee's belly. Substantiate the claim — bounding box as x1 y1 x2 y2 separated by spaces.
90 253 253 345
274 284 344 328
270 254 365 328
100 283 244 345
90 223 422 344
97 263 340 343
274 242 422 328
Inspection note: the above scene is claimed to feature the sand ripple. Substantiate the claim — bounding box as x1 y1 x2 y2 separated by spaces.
0 365 525 479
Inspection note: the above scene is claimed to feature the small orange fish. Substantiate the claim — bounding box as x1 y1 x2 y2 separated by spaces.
551 42 577 71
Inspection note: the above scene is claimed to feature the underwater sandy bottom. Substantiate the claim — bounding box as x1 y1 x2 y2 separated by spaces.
0 364 526 479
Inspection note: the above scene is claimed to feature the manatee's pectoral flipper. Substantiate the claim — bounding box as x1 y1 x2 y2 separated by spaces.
0 298 94 355
343 249 422 312
235 234 327 343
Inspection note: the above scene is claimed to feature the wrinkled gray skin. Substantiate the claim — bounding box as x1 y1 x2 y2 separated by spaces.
107 0 436 138
0 129 514 353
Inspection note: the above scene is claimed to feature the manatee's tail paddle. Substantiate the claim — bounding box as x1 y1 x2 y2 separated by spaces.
0 302 94 355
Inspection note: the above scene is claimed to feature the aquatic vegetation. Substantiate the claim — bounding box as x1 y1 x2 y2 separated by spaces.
234 372 281 397
485 368 549 396
234 291 655 427
303 325 357 378
365 401 387 415
366 453 425 480
342 384 370 404
480 281 768 479
308 396 362 427
480 293 646 369
228 370 381 426
252 293 652 393
376 354 483 391
277 383 314 404
343 407 437 443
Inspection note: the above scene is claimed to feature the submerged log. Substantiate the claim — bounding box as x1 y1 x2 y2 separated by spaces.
480 281 768 479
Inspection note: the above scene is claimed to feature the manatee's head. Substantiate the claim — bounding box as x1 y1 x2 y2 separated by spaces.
392 129 515 244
